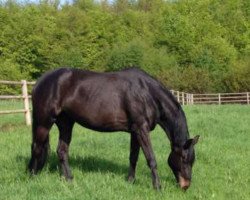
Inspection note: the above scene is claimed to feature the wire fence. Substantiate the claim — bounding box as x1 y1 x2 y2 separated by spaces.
0 80 249 126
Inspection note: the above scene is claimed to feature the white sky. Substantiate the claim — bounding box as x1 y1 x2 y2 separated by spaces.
0 0 110 5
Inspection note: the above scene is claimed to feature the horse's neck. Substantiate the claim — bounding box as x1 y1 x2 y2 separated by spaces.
158 95 189 148
171 112 189 148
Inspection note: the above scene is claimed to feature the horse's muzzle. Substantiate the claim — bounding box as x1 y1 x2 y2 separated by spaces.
179 175 190 190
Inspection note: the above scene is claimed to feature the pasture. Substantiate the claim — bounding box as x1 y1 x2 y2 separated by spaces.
0 105 249 200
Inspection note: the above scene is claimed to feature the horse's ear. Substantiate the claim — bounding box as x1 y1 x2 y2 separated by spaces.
192 135 200 145
184 135 200 149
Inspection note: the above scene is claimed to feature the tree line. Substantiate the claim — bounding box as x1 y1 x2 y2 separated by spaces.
0 0 249 93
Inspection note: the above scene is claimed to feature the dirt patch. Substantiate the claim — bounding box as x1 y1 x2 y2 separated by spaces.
0 123 25 132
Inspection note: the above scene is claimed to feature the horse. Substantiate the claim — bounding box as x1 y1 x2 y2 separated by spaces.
28 67 199 190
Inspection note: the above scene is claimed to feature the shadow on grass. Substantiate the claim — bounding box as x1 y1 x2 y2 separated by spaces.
48 152 128 175
0 122 26 132
17 152 128 176
17 153 177 189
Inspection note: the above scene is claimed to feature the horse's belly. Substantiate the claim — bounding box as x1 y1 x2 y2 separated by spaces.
65 104 129 132
77 115 129 132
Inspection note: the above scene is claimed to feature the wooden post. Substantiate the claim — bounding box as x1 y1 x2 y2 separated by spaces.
191 94 194 105
218 93 221 105
22 80 31 126
177 91 180 102
247 92 249 105
182 92 184 105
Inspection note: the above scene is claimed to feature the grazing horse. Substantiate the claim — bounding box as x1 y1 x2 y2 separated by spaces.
28 67 199 190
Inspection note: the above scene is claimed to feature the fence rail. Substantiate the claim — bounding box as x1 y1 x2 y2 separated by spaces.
170 90 250 105
0 80 34 125
0 80 249 126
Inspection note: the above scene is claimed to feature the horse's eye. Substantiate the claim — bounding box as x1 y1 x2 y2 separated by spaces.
181 152 188 160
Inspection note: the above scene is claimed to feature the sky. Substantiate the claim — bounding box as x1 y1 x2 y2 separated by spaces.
0 0 110 5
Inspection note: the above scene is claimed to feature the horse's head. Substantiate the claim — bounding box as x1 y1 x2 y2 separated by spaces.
168 135 200 190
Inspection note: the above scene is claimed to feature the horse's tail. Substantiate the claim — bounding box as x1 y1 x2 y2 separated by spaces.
28 106 51 174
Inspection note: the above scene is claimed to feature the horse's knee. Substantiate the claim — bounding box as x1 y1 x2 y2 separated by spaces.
147 159 157 169
57 141 69 161
57 149 65 161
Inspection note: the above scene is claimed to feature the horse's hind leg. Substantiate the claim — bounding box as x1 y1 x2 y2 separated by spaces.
56 113 74 180
29 123 52 174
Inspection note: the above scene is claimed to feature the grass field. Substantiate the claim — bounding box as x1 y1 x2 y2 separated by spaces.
0 105 249 200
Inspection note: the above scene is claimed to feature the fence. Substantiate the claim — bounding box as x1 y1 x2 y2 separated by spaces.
170 90 194 105
170 90 250 105
0 80 249 126
0 80 35 125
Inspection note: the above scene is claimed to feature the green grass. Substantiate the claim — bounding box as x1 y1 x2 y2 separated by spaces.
0 99 25 111
0 105 250 200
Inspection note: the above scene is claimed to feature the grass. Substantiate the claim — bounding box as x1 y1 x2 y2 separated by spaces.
0 99 26 111
0 105 250 200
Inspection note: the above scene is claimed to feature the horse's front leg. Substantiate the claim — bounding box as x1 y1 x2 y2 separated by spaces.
128 132 140 183
135 124 161 190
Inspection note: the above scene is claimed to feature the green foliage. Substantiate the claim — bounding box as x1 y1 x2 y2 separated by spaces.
0 0 249 92
0 59 23 94
107 40 144 71
223 56 250 92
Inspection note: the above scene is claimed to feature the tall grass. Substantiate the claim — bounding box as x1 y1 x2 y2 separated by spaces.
0 105 249 200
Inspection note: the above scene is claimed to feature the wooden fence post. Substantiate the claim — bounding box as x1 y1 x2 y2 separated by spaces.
191 94 194 105
22 80 31 126
218 93 221 105
182 92 184 105
177 91 180 102
247 92 249 105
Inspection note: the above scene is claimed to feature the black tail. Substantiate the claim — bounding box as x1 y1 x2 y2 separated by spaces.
28 109 51 174
28 137 50 174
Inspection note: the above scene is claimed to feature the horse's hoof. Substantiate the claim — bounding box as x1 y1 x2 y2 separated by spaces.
28 167 38 176
127 176 135 184
61 176 73 182
28 171 37 178
66 175 73 181
153 184 161 191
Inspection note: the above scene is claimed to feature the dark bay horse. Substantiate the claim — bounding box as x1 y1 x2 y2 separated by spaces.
28 67 199 190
